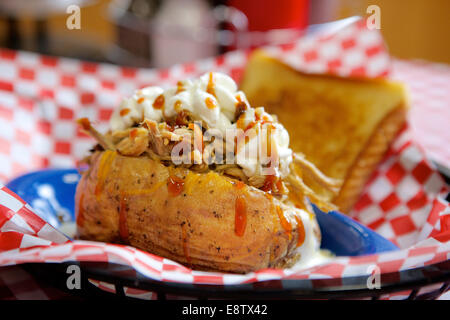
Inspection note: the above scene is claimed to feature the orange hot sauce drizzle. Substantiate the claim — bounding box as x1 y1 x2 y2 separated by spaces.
176 81 185 94
119 193 129 242
120 108 131 116
129 128 138 139
294 216 306 247
94 150 117 198
206 72 216 97
76 193 85 227
261 174 284 195
205 97 217 109
234 196 247 237
276 205 292 240
234 180 245 190
261 175 276 193
167 175 185 197
153 94 165 109
236 118 258 135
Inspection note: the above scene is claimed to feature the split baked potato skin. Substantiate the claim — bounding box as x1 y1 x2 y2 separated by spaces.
76 151 318 273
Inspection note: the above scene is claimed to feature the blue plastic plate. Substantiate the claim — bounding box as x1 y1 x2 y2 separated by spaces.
6 168 397 256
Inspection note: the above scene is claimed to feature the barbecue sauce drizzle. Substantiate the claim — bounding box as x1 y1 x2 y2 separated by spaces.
234 196 247 237
153 94 165 109
294 216 305 247
167 175 185 197
276 205 292 240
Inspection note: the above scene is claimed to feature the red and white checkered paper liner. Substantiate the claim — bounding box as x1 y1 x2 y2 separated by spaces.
0 18 448 288
0 184 448 286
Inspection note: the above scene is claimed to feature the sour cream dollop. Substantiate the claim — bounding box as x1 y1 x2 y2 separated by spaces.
109 72 293 178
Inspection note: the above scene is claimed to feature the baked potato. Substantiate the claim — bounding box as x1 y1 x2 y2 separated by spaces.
76 151 322 273
75 72 338 273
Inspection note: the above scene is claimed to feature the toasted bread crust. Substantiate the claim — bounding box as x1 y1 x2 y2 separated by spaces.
333 106 407 212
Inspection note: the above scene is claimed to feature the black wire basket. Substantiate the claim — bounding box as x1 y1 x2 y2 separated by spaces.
23 258 449 300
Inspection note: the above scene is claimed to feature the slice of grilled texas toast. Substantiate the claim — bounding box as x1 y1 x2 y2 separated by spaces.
240 50 409 213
